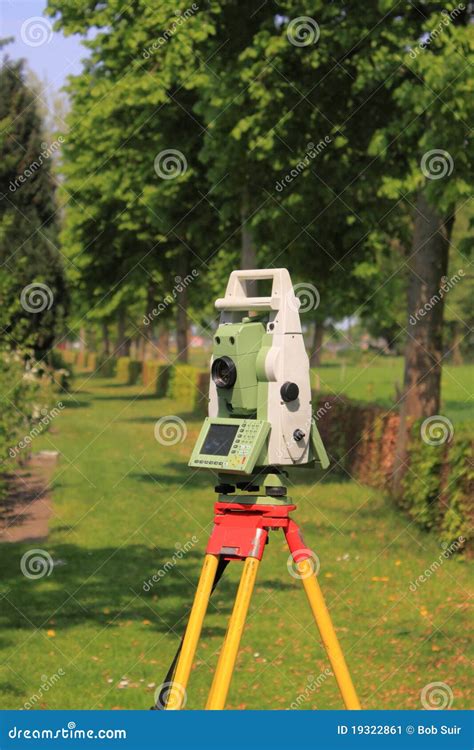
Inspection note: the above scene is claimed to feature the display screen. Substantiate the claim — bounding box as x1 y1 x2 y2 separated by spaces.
201 424 239 456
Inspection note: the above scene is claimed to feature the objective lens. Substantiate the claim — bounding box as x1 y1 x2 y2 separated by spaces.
211 356 237 389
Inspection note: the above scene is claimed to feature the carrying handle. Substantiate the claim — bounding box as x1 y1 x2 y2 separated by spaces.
215 268 296 312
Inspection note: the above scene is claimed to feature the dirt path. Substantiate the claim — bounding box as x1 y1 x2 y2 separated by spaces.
0 451 58 543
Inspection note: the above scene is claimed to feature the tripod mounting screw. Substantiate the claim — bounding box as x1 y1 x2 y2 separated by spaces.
293 429 305 442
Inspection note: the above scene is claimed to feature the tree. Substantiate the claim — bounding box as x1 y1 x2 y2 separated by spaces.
46 1 219 362
0 52 68 359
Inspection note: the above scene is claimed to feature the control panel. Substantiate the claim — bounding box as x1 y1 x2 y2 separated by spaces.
189 417 270 475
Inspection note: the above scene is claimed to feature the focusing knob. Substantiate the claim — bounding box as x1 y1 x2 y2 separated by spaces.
280 381 299 402
293 429 305 442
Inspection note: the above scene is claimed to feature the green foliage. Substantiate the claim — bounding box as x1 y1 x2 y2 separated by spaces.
0 356 29 464
0 353 48 476
166 365 204 410
313 391 472 549
401 424 444 529
439 435 473 547
0 55 68 358
95 354 117 378
142 360 170 396
116 357 142 385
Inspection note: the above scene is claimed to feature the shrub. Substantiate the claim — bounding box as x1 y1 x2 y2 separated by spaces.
61 350 77 365
86 352 97 372
142 361 171 395
313 393 472 552
116 357 142 385
166 365 205 410
76 350 87 369
95 354 117 377
0 353 54 478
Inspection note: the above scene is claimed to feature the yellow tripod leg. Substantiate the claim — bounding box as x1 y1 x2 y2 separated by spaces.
297 557 361 709
206 556 260 710
165 553 219 710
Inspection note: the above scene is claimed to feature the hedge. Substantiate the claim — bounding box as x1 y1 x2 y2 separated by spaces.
166 364 206 411
86 352 97 372
61 350 77 365
116 357 142 385
142 361 171 396
95 354 117 377
76 350 87 369
313 393 472 552
0 355 54 494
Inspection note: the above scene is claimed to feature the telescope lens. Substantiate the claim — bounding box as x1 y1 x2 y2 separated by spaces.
211 356 237 389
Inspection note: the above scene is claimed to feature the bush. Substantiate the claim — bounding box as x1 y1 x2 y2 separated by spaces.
0 353 52 478
166 364 205 410
313 393 472 552
95 354 117 377
60 349 77 365
142 361 171 395
86 352 97 372
116 357 142 385
76 350 87 369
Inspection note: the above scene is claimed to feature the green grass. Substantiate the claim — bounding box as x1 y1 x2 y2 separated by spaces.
313 356 474 426
0 376 471 710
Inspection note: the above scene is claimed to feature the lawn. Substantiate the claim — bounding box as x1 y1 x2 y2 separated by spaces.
312 356 473 426
0 375 471 710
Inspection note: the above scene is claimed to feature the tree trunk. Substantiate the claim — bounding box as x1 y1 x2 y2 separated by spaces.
176 253 189 363
310 321 324 367
451 322 463 365
116 304 130 356
392 193 453 491
102 322 110 355
240 186 257 297
79 326 87 351
157 325 170 360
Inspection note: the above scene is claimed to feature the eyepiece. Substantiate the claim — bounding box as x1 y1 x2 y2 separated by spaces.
211 356 237 389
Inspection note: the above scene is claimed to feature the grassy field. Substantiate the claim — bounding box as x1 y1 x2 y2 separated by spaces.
0 375 471 710
312 356 473 426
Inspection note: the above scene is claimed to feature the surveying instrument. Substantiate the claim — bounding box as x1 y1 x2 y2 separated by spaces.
155 269 361 710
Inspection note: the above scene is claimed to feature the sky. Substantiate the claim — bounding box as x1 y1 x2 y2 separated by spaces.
1 0 89 93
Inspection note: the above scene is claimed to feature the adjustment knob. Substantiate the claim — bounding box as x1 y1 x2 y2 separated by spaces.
293 429 305 442
280 381 299 402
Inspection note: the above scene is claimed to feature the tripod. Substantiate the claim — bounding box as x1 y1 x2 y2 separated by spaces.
161 491 361 710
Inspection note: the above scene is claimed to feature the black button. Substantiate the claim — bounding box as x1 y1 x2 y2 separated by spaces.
280 381 299 402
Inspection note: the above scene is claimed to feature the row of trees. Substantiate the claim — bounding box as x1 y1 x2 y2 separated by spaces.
1 3 472 474
0 46 68 360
